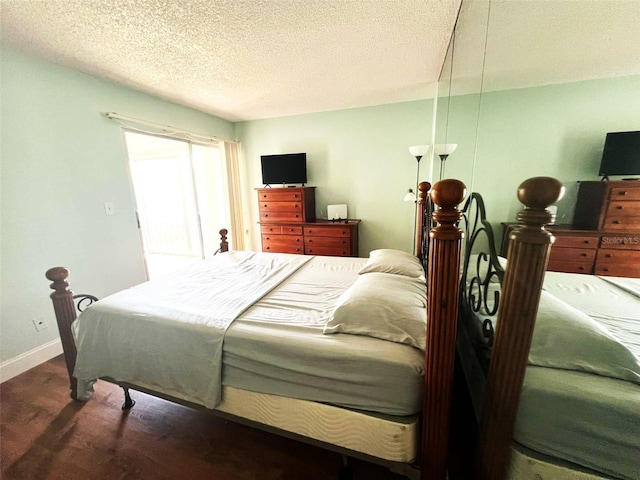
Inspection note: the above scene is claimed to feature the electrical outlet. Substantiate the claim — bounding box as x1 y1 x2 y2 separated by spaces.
32 317 48 332
104 202 115 215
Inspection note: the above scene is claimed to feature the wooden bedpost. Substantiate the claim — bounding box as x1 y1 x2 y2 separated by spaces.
476 177 564 480
415 181 432 259
45 267 79 400
422 179 466 480
219 228 229 253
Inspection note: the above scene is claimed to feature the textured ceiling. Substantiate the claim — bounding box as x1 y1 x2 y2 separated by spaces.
1 0 639 122
0 0 461 121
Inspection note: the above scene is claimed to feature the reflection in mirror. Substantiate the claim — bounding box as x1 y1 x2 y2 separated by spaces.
434 0 491 189
434 0 640 237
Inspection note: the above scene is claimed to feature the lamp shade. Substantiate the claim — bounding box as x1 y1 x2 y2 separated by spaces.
403 189 416 202
435 144 458 156
409 145 431 158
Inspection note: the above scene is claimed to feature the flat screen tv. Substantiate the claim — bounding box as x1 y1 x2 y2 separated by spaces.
598 131 640 178
261 153 307 186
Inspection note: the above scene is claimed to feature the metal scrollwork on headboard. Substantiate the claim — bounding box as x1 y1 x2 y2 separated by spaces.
72 294 99 312
459 193 505 355
417 182 433 272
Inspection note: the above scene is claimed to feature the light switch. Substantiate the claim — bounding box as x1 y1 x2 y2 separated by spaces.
104 202 115 215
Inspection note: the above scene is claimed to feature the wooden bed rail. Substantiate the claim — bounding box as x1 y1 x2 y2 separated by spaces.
476 177 564 480
422 179 466 480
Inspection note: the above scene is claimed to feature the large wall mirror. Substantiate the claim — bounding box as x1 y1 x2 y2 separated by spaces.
434 0 640 233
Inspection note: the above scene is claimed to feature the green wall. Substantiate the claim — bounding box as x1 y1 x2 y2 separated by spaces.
235 101 435 255
439 75 640 228
0 49 234 364
3 45 638 371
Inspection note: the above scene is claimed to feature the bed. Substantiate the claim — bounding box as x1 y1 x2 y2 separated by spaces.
45 180 467 480
457 177 640 480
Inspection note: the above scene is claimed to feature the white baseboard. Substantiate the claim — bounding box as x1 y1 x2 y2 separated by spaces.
0 339 63 383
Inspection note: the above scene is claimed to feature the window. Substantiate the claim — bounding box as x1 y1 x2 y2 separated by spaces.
124 131 235 279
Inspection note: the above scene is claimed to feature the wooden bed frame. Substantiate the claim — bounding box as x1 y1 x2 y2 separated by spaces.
45 177 562 480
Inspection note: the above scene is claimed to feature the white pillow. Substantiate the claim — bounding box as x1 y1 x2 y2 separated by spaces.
358 249 424 279
529 291 640 385
323 272 427 350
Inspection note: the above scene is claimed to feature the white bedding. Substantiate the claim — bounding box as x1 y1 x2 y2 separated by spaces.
73 251 311 408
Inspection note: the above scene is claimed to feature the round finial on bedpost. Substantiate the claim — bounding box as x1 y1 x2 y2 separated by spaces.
46 267 71 296
417 181 432 201
431 179 467 229
516 176 565 227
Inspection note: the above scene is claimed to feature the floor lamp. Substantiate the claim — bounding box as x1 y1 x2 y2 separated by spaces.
405 145 431 245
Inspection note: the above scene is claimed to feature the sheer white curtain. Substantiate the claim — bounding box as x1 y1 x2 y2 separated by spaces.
223 141 246 250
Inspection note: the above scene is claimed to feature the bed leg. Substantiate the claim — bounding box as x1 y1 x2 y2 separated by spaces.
121 387 136 410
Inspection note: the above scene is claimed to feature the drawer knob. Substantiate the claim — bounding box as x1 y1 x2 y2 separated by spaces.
616 206 623 210
603 268 609 272
580 253 587 257
618 191 627 196
342 231 346 234
605 254 611 258
293 194 299 198
266 246 270 250
289 228 294 232
612 220 620 224
308 239 312 243
264 214 269 217
296 248 300 252
296 238 300 242
579 267 584 270
582 240 589 244
308 229 313 233
266 237 270 240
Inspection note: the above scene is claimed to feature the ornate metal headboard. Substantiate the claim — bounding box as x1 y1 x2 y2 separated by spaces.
458 192 505 365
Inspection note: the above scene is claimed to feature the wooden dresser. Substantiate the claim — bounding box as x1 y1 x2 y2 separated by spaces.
502 181 640 278
257 187 359 256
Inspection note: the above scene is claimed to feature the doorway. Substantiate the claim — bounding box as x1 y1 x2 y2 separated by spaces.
124 131 229 279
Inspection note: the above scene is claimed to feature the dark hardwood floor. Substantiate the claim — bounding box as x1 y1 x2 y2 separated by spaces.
1 355 475 480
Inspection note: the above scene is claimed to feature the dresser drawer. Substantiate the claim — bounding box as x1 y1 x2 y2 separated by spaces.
547 260 593 275
595 249 640 277
600 234 640 250
605 201 640 218
258 190 306 202
609 187 640 202
261 224 303 235
261 234 303 254
304 245 351 256
549 247 596 263
304 236 351 248
303 225 352 237
259 201 302 212
259 211 304 223
602 215 640 231
552 235 599 249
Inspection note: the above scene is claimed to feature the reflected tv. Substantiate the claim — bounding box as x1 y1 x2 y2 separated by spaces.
598 131 640 178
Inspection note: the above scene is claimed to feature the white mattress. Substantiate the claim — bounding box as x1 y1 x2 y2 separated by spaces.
223 255 425 416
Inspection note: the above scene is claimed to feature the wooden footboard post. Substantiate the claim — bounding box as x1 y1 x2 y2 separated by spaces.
476 177 564 480
422 179 466 480
45 267 79 400
219 228 229 253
